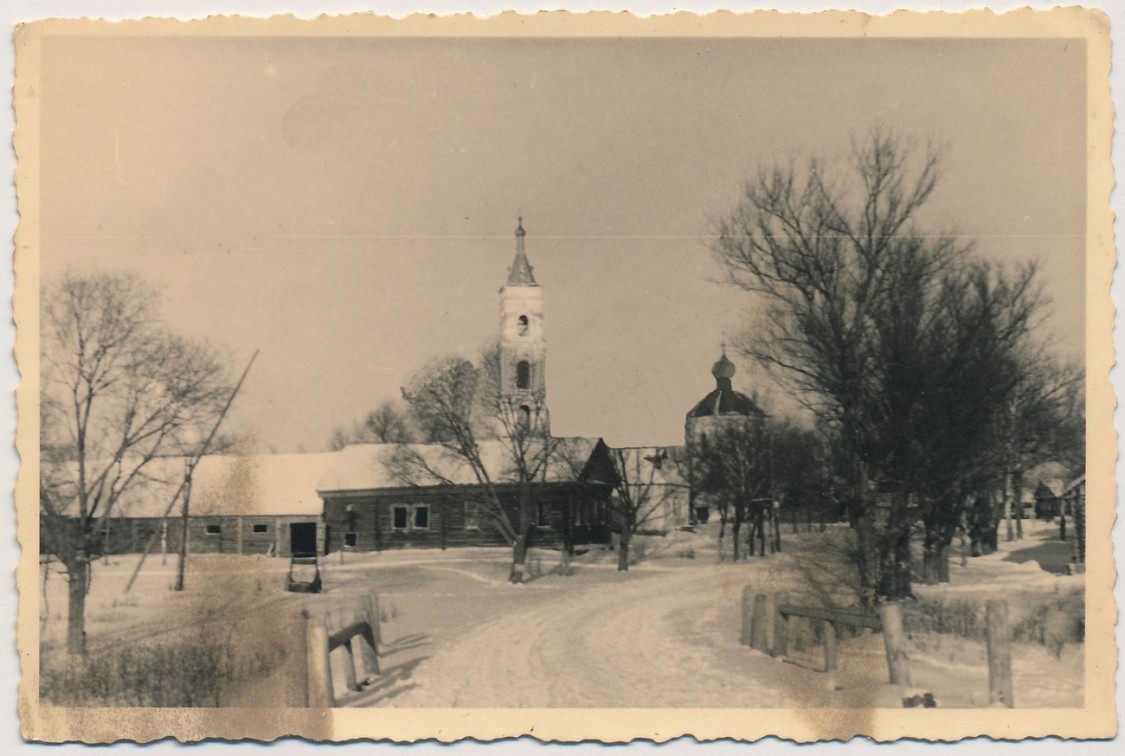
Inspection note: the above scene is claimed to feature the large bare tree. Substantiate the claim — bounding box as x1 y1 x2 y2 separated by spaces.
395 345 566 583
712 132 1047 603
40 271 232 654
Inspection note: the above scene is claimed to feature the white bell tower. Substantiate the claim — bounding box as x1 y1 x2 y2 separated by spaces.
499 218 547 427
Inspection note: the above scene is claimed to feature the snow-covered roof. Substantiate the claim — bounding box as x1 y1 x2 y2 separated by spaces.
191 453 338 516
317 438 600 494
45 452 338 519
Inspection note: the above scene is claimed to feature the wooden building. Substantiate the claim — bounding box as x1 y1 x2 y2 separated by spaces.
317 440 615 553
46 453 337 559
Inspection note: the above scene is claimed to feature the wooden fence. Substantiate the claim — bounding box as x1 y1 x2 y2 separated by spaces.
741 587 1014 707
304 593 383 707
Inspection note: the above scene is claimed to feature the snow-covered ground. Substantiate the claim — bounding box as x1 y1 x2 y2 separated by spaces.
38 517 1084 708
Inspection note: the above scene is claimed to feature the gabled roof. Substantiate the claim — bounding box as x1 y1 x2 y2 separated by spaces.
317 437 601 495
1034 480 1062 499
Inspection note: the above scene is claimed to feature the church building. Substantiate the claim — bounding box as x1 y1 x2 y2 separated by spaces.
316 219 616 553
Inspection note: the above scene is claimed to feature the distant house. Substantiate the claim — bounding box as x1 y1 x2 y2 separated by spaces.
1033 480 1062 520
316 439 614 553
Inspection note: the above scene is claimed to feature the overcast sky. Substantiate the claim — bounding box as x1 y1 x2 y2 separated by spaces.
38 35 1086 450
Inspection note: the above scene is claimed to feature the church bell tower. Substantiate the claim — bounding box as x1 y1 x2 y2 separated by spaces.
499 218 547 427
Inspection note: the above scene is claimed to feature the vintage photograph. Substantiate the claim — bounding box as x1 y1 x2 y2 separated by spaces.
14 9 1116 744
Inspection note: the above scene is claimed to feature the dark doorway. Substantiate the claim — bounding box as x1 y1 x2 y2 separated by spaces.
289 522 318 557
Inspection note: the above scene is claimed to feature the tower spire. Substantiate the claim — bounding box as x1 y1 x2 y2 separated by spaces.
507 216 537 286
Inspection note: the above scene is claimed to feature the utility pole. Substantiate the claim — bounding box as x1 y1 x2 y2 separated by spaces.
174 461 192 592
124 350 259 594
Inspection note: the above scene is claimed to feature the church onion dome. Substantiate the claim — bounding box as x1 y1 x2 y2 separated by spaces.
687 350 764 419
507 217 538 286
711 352 736 380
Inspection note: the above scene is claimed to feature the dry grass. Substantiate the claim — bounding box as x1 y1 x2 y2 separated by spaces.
903 590 1084 655
40 631 287 707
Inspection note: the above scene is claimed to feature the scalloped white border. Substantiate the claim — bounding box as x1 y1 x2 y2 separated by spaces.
3 3 1121 753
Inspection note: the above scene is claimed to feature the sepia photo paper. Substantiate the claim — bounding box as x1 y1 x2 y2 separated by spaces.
12 7 1118 744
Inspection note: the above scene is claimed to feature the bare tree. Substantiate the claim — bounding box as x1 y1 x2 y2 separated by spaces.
604 447 683 571
692 416 776 561
39 272 232 654
711 131 1046 603
395 346 565 583
329 400 416 450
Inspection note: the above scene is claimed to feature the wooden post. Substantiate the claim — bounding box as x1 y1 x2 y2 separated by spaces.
750 593 770 652
740 586 754 646
362 593 381 675
342 638 360 692
823 621 838 673
305 613 334 707
878 602 911 686
986 599 1014 707
772 591 789 658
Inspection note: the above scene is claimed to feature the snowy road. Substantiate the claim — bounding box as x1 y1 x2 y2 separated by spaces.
363 564 835 708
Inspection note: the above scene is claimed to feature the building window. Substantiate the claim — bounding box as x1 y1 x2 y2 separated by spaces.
518 315 529 336
252 524 268 534
344 532 358 548
537 500 551 528
392 506 409 531
206 524 221 535
519 404 532 429
465 502 480 530
413 505 429 530
516 360 530 389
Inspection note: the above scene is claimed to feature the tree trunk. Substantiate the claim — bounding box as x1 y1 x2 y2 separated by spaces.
1003 471 1014 542
854 513 879 609
66 554 89 655
717 513 727 561
510 532 529 584
617 530 630 572
938 543 951 583
731 516 742 562
1013 471 1024 540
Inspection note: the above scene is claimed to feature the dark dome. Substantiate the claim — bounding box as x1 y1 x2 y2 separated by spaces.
711 353 736 380
686 386 763 419
687 349 763 419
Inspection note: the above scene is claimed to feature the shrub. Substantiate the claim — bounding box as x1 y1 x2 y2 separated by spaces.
1012 592 1084 655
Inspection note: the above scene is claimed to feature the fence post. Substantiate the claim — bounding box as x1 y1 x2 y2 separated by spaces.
740 586 754 646
823 620 838 673
986 599 1014 707
305 612 335 707
878 602 911 686
362 593 382 675
772 591 789 658
750 593 770 651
